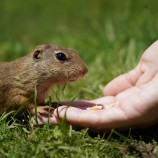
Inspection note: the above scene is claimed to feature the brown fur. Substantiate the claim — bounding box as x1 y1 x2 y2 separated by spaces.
0 44 88 114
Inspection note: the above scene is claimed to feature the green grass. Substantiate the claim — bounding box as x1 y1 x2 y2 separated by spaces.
1 0 158 157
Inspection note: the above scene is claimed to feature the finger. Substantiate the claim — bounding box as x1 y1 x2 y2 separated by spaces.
53 106 106 128
31 113 58 125
53 104 134 129
53 95 128 129
139 40 158 68
103 65 141 96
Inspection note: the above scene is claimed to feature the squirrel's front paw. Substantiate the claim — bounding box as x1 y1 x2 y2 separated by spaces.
31 105 55 125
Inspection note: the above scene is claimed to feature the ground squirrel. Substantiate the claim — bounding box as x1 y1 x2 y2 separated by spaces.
0 44 88 124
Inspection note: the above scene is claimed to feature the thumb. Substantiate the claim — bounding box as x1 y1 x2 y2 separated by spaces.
103 65 141 96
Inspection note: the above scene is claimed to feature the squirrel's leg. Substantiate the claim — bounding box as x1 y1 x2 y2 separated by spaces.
30 102 61 125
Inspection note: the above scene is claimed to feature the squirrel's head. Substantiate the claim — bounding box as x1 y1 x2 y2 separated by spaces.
32 44 88 84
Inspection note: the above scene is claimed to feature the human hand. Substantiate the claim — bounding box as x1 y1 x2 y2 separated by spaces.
52 40 158 130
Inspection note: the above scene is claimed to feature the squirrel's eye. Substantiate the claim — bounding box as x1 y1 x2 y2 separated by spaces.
55 52 68 61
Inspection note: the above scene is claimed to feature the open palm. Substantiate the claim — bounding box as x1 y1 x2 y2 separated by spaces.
53 41 158 130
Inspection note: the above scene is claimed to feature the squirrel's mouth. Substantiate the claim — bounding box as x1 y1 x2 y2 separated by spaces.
69 79 77 82
68 69 88 82
62 66 88 83
68 75 80 82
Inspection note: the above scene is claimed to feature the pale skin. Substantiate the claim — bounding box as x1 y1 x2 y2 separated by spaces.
50 40 158 130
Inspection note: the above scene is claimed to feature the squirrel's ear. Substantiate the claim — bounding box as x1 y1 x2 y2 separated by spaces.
33 49 42 61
